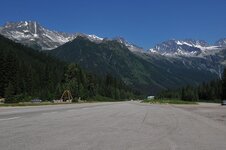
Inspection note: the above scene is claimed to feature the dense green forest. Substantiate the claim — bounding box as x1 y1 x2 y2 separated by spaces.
156 68 226 102
0 35 141 103
50 36 217 95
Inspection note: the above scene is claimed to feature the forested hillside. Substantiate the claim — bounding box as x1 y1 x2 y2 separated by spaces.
50 36 218 95
50 36 159 94
0 35 139 103
156 68 226 102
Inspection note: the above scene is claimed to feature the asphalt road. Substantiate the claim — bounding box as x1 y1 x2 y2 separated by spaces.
0 102 226 150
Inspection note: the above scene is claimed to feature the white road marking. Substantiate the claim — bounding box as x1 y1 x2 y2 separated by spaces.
0 117 20 121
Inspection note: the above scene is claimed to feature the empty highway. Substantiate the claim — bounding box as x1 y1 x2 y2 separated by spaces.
0 102 226 150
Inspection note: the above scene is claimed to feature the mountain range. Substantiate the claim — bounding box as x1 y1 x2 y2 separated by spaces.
0 21 142 52
149 39 225 57
1 21 226 54
0 21 226 94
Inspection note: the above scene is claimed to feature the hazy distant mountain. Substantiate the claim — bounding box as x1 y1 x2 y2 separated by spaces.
148 39 226 58
149 39 210 56
147 39 226 79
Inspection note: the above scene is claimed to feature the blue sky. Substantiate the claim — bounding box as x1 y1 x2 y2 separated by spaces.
0 0 226 48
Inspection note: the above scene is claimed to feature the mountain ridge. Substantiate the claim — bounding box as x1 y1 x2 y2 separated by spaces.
1 21 225 58
148 39 224 57
0 21 143 52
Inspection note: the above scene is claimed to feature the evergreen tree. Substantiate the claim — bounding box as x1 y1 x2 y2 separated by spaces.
222 68 226 100
4 82 15 103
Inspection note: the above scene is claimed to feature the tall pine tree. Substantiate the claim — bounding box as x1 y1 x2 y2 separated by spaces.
222 68 226 100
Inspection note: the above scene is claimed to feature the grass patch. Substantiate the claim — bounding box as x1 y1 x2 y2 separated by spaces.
0 96 123 107
142 99 197 104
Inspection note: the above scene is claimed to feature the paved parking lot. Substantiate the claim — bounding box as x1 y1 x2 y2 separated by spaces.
0 102 226 150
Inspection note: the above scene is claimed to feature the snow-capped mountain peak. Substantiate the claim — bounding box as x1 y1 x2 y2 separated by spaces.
0 21 141 52
148 39 221 57
0 21 74 50
87 34 103 41
1 21 224 56
0 21 107 50
74 33 104 43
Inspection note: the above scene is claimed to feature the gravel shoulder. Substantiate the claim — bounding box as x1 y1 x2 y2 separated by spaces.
173 102 226 126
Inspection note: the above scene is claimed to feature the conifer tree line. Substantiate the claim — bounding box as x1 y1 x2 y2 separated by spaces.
57 64 139 102
0 35 141 103
156 68 226 102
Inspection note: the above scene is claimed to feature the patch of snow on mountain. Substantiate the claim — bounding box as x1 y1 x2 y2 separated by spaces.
87 34 103 41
